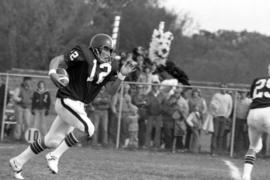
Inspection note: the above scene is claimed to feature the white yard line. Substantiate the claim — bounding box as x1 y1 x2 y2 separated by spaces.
223 159 242 180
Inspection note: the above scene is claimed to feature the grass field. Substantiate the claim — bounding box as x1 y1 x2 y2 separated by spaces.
1 143 270 180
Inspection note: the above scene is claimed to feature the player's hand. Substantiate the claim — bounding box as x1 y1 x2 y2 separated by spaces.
120 59 137 76
49 73 65 88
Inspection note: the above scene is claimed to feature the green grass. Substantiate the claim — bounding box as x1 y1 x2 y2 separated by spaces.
1 143 270 180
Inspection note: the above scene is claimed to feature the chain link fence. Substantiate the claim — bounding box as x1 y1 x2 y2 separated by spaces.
0 72 250 157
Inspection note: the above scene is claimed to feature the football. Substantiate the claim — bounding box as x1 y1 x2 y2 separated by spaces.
56 68 69 86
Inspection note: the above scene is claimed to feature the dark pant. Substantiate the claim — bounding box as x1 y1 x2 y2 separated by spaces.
185 125 192 149
108 110 118 145
145 115 162 147
211 116 227 154
234 118 248 153
138 117 146 147
190 129 201 153
163 119 174 150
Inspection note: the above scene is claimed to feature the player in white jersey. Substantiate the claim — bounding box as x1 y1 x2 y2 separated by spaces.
242 75 270 180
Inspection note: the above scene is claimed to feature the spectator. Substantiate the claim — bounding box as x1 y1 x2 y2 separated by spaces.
186 88 207 150
131 85 148 148
111 84 138 147
209 83 233 155
91 87 111 146
126 51 144 82
32 80 51 137
174 85 189 152
144 81 162 148
123 106 139 148
234 90 251 154
186 105 203 153
159 84 177 150
137 66 152 95
13 77 33 141
188 88 207 115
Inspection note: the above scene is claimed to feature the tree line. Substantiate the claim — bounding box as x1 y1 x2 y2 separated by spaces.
0 0 269 84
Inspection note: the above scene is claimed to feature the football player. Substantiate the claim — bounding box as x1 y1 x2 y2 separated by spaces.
9 33 137 179
242 69 270 180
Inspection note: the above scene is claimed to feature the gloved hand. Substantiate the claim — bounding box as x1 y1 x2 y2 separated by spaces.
120 59 137 76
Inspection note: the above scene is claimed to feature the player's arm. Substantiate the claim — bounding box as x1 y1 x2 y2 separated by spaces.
48 55 67 88
248 79 257 99
49 55 66 70
105 59 137 95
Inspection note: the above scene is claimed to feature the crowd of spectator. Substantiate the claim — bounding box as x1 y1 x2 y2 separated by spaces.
1 77 51 141
0 46 253 156
83 47 252 156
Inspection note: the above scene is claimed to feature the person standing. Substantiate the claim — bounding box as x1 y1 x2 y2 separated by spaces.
13 77 33 141
209 83 233 155
186 88 207 151
91 87 111 146
32 80 51 137
111 84 138 147
234 91 251 154
186 105 203 153
144 80 162 148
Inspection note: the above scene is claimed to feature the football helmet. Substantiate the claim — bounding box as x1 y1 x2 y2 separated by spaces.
89 33 114 63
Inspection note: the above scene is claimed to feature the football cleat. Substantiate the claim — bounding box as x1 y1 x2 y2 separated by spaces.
9 158 24 179
46 153 59 174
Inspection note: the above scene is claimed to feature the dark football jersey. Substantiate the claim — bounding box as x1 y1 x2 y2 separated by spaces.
56 44 117 104
249 77 270 109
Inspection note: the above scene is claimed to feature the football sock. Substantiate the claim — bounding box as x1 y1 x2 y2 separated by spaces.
243 153 256 178
51 132 78 158
16 138 47 165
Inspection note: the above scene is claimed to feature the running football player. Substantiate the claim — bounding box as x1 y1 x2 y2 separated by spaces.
9 33 137 179
242 66 270 180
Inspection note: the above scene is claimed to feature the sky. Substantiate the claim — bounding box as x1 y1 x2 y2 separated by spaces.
161 0 270 36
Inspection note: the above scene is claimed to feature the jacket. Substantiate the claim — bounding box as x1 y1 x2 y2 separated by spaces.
32 89 51 110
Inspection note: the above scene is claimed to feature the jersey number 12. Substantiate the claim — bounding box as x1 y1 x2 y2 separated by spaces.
87 59 112 84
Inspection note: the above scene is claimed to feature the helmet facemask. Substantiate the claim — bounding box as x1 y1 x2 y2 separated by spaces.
95 46 113 63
